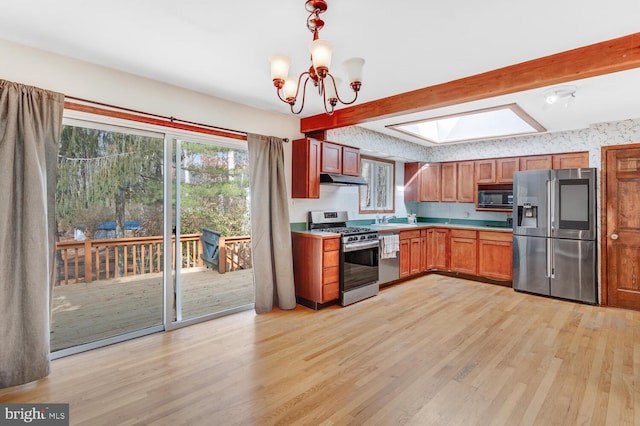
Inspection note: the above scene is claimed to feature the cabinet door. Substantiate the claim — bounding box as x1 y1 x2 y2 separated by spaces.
321 142 342 174
520 155 552 171
441 163 458 202
450 237 477 275
342 146 361 176
475 159 496 184
496 157 519 183
426 229 436 270
404 162 422 202
456 161 475 202
420 163 441 201
291 138 321 199
434 229 450 270
552 152 588 169
399 238 411 278
478 231 512 281
410 237 422 275
420 231 427 272
478 239 513 281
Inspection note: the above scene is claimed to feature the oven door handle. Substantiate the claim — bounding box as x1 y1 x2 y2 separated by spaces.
343 241 379 252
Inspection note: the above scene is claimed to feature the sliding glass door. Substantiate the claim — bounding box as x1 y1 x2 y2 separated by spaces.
170 138 254 324
52 120 165 352
52 119 255 355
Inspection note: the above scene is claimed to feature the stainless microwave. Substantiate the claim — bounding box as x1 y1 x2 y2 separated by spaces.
478 189 513 209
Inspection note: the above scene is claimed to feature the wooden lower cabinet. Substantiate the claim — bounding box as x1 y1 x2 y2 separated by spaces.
478 231 513 281
425 228 450 270
450 229 477 275
292 233 340 308
399 230 422 278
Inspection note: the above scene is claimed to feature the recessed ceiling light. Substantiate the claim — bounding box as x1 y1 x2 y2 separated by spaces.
386 103 546 145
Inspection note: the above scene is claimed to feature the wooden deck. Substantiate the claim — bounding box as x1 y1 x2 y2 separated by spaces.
51 267 254 351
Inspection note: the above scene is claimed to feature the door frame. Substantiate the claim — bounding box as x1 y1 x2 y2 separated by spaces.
600 142 640 306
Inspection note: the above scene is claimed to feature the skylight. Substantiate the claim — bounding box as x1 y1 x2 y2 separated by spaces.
387 104 545 144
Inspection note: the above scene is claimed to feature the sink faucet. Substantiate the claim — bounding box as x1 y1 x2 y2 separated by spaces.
381 215 396 224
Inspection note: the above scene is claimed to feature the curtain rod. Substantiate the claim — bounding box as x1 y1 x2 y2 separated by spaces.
65 96 289 142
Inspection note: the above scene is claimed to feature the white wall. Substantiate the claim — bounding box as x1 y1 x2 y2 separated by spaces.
0 39 301 141
0 39 306 225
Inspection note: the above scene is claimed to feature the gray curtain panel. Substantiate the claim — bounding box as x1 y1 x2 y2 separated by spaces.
0 80 64 388
247 134 296 313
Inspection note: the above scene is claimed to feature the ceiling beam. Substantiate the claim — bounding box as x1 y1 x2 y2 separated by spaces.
300 32 640 133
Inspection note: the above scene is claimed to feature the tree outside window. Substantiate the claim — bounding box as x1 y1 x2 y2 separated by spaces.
359 157 395 214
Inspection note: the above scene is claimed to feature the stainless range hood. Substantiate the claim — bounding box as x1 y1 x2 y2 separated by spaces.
319 173 368 186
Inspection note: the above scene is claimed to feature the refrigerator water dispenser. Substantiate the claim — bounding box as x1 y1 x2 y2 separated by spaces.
517 203 538 227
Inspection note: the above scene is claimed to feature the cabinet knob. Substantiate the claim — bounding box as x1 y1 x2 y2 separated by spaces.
611 233 619 240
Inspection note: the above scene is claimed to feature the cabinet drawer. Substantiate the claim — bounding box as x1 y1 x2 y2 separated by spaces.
478 231 512 242
450 229 476 239
400 230 421 240
324 238 340 252
323 282 339 302
323 250 339 267
323 266 339 285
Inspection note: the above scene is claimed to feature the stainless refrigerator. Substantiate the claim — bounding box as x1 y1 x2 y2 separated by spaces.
512 168 597 304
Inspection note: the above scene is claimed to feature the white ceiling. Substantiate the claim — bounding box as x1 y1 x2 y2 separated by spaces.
2 1 640 147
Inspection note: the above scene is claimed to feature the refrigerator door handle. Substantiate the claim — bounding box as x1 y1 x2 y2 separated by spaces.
545 238 553 278
550 239 555 278
549 178 556 236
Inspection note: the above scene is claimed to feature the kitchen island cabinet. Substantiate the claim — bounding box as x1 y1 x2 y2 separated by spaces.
292 232 341 309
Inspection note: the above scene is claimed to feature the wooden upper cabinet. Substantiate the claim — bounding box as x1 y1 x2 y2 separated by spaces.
495 157 519 183
321 141 342 174
420 163 441 202
404 162 421 202
475 159 496 184
457 161 475 202
475 157 517 184
552 152 589 169
520 155 553 171
441 163 458 202
291 137 321 199
341 146 361 176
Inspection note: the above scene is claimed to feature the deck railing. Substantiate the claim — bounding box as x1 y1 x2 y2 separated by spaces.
55 233 252 286
219 235 252 274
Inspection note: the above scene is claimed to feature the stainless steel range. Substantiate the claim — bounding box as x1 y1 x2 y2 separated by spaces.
308 211 379 306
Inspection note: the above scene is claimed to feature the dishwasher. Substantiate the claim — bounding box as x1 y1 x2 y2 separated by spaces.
378 233 400 285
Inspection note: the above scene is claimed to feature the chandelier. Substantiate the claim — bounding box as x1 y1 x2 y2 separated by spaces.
269 0 365 115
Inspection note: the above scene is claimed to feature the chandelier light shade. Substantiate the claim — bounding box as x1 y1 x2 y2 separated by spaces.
269 55 291 82
269 0 365 115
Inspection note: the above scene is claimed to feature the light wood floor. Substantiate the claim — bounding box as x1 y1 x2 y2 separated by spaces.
3 274 640 425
